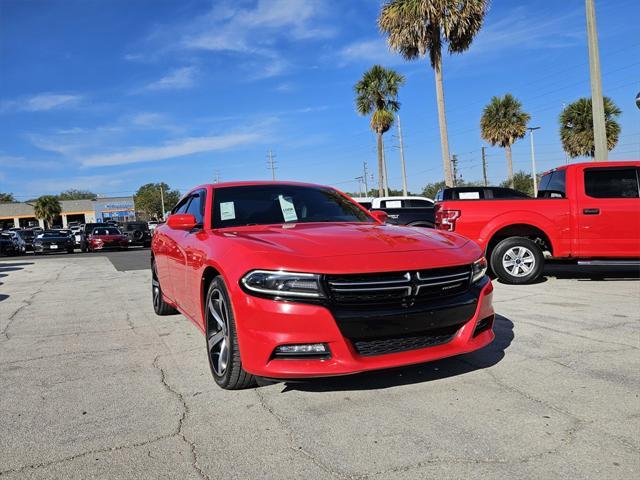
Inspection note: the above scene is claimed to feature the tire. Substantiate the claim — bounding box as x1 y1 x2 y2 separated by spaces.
143 241 151 248
67 248 74 254
205 277 256 390
490 236 544 284
151 259 178 316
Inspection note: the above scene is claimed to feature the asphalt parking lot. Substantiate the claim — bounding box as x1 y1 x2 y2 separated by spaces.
1 250 638 479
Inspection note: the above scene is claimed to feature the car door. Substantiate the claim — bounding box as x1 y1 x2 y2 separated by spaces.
179 189 209 321
576 166 640 257
161 195 192 302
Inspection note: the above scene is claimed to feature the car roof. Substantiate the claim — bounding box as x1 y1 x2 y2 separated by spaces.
542 160 639 176
190 180 333 192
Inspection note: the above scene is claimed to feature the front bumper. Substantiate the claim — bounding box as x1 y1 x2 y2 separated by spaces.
233 278 495 379
34 243 73 253
90 241 128 249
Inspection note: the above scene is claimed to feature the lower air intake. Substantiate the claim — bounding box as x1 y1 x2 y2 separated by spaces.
352 325 460 357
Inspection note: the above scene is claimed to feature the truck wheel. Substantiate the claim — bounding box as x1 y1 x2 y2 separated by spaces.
490 237 544 284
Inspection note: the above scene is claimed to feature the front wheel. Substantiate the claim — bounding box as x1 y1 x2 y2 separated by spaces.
205 277 256 390
152 259 178 315
490 236 544 285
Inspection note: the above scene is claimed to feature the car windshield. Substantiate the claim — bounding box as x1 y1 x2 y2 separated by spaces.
124 223 148 231
20 230 35 239
93 228 122 235
212 185 374 228
41 231 67 237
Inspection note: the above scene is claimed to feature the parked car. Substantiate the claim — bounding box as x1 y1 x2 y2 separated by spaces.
87 226 129 251
435 161 640 284
0 232 18 256
151 181 494 389
17 229 36 252
7 231 27 254
121 221 152 247
79 223 110 252
34 230 75 254
367 196 435 228
435 186 530 201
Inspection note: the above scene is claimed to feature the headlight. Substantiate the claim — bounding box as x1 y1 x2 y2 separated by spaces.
472 257 488 283
241 270 325 299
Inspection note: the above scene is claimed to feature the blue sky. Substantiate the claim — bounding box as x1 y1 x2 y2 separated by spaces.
1 0 638 199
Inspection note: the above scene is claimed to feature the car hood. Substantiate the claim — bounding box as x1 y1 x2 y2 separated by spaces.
217 223 469 258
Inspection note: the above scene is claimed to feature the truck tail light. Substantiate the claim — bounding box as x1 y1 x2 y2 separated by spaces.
435 207 460 231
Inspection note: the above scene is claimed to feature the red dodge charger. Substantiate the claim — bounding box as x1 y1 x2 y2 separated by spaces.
151 182 494 389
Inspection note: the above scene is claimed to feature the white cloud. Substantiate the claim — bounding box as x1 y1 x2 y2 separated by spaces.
143 66 197 91
337 38 404 66
81 132 263 167
1 93 82 113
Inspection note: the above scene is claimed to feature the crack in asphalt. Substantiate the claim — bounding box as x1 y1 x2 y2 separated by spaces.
2 264 68 341
0 434 173 477
152 355 211 480
254 388 358 480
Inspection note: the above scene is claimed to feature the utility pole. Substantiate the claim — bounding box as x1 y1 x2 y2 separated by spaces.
481 146 488 187
451 154 459 187
159 184 165 221
362 161 369 196
381 137 389 196
267 150 276 180
527 127 541 195
585 0 607 161
355 176 365 196
213 170 221 183
396 115 408 196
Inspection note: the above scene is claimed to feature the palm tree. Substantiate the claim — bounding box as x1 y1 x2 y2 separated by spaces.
354 65 405 196
33 195 62 228
379 0 488 187
559 97 621 158
480 94 530 188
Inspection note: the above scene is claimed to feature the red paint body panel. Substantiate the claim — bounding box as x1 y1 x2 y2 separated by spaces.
152 181 494 378
435 161 640 259
89 234 129 249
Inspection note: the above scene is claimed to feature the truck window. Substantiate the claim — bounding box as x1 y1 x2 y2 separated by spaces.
584 168 639 198
404 199 433 207
537 170 566 198
383 200 403 208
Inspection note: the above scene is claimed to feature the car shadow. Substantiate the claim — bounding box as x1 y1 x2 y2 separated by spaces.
279 314 514 393
0 293 8 302
0 261 34 267
543 261 640 281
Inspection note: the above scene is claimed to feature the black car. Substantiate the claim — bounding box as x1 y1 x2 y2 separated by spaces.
434 186 530 201
121 221 152 247
34 230 75 254
16 229 36 252
0 232 18 256
79 223 110 252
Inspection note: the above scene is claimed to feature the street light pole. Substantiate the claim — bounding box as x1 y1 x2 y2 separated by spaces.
527 127 541 195
396 115 408 196
585 0 607 161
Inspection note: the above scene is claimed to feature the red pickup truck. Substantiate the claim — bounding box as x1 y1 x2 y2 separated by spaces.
435 161 640 284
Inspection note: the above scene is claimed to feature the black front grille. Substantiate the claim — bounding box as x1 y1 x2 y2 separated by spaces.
325 265 472 307
352 325 459 356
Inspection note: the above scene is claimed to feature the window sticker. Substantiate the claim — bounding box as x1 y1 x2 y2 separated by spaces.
385 200 402 208
459 192 480 199
220 202 236 221
278 195 298 222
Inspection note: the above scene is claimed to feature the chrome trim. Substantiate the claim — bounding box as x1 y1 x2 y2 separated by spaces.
416 271 470 281
328 272 411 287
331 286 412 295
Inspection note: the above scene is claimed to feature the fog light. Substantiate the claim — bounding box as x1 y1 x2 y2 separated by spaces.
274 343 329 357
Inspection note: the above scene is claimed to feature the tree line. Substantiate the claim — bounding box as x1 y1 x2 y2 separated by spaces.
355 0 622 193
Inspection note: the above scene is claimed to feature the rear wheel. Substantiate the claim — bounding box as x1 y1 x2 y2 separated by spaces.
152 259 178 315
490 236 544 284
205 277 255 390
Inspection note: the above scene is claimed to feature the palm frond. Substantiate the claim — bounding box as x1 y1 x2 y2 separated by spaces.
559 97 621 158
480 94 531 147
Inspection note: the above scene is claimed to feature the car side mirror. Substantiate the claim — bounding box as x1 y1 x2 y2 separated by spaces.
370 210 389 224
167 214 197 230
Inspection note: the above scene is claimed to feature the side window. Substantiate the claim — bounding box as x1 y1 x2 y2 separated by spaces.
584 168 639 198
172 196 191 214
538 170 566 198
185 190 206 224
382 200 403 208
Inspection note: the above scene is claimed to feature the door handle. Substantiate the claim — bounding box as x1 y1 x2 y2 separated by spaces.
583 208 600 215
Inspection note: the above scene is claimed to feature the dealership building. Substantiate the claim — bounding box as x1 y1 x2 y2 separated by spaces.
0 196 136 229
